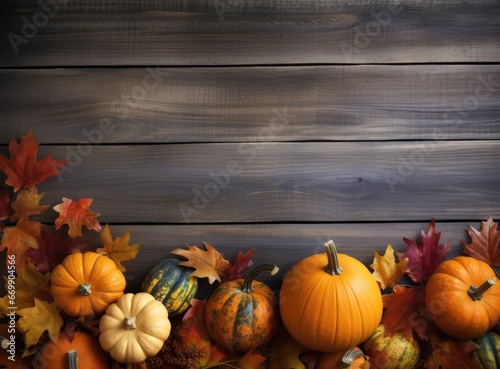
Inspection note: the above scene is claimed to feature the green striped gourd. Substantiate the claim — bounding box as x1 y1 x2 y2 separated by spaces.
471 331 500 369
141 258 197 316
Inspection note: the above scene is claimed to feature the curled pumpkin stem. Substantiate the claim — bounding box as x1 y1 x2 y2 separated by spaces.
467 278 496 301
241 264 279 293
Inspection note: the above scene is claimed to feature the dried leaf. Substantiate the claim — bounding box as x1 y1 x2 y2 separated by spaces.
225 247 255 281
398 219 452 283
172 242 231 284
96 224 141 272
0 129 65 192
26 229 87 272
10 187 49 220
0 187 12 224
370 244 408 290
237 350 267 369
267 336 309 369
53 197 101 238
0 218 42 272
0 262 52 317
17 298 63 347
382 285 436 340
461 216 500 266
425 334 482 369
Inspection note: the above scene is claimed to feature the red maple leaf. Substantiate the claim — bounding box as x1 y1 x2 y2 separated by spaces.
53 197 101 238
26 229 87 272
225 247 255 281
382 285 437 340
461 216 500 266
398 219 452 283
0 129 65 192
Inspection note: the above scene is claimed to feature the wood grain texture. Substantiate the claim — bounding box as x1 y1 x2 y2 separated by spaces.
1 141 498 224
0 222 475 293
1 1 499 66
1 65 499 144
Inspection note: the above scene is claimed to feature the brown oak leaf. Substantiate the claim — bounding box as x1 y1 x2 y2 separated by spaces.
96 224 142 272
172 242 230 284
0 129 65 192
53 197 101 238
370 244 408 290
461 216 500 266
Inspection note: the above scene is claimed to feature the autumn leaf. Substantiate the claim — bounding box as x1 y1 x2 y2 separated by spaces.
398 219 452 283
0 218 42 272
17 298 63 347
172 242 231 284
0 129 65 192
461 216 500 266
96 224 141 272
0 187 12 224
26 229 87 272
225 247 255 281
0 262 52 317
237 349 267 369
267 336 310 369
53 197 101 238
10 187 49 220
370 244 408 290
424 334 482 369
382 285 436 340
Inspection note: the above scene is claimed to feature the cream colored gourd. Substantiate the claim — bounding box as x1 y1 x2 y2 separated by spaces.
99 292 171 364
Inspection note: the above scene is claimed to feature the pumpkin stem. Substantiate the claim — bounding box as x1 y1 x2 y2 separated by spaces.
241 264 279 293
125 316 137 330
76 283 91 296
324 240 343 276
0 336 9 350
68 349 78 369
339 348 366 368
467 278 496 301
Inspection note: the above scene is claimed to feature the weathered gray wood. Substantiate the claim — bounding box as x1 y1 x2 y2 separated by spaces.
1 1 499 66
1 65 499 144
0 222 476 293
1 142 498 224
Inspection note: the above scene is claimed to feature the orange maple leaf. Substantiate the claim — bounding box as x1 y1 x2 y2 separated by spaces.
370 244 408 290
53 197 101 238
237 349 267 369
0 218 42 272
96 224 142 272
461 216 500 266
11 187 49 220
172 242 231 284
0 129 65 192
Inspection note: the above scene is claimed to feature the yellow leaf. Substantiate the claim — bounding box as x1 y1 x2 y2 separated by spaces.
0 262 52 317
96 224 142 272
17 298 63 347
171 242 230 284
370 244 408 290
11 187 49 220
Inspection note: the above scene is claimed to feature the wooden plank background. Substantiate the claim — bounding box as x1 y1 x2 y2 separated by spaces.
0 0 499 292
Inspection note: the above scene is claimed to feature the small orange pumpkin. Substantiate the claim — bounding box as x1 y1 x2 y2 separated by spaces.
425 256 500 340
280 240 383 352
316 347 370 369
34 331 111 369
50 252 126 319
205 264 279 352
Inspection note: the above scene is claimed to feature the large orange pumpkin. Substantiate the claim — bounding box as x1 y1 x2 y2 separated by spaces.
50 252 126 319
205 264 279 352
425 256 500 340
279 240 383 352
34 331 111 369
